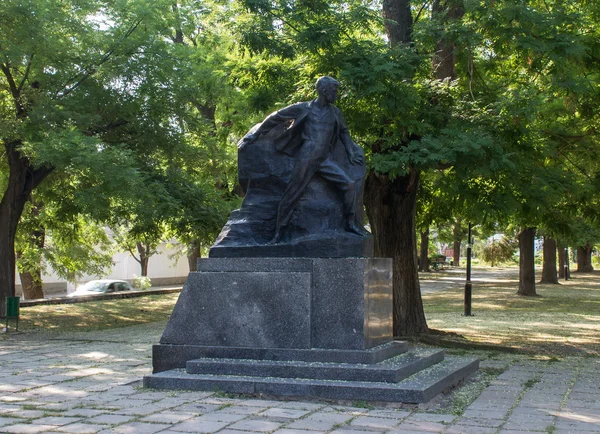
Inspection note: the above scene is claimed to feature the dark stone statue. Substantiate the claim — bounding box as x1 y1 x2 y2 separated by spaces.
210 76 373 258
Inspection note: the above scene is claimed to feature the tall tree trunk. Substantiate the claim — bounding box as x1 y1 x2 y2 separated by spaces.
17 202 46 300
419 228 430 272
18 270 44 300
366 0 427 337
365 170 428 336
187 239 201 272
540 237 558 284
576 242 594 272
0 156 27 314
432 0 464 80
452 222 462 267
382 0 412 45
0 141 52 314
136 242 150 276
558 244 566 279
517 227 537 296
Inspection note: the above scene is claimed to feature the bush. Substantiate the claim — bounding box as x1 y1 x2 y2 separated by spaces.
478 237 517 265
132 275 152 290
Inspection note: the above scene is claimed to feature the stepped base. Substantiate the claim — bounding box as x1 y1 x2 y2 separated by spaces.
143 356 479 404
186 348 445 383
152 341 408 373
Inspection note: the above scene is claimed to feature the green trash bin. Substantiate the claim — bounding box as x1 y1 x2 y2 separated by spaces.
5 296 20 331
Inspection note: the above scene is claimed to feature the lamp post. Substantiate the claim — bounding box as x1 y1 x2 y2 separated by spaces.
564 247 569 281
464 222 473 316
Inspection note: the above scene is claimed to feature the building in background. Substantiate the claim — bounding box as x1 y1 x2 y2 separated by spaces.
15 241 188 298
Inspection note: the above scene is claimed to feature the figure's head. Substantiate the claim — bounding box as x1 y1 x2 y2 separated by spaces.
315 76 340 104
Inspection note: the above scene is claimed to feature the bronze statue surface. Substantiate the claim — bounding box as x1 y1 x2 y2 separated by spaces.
211 76 372 258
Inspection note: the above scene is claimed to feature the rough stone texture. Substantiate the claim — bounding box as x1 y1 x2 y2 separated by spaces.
210 233 374 258
158 258 393 357
152 341 408 374
185 348 445 383
144 357 479 404
312 258 392 349
159 271 312 349
196 258 313 273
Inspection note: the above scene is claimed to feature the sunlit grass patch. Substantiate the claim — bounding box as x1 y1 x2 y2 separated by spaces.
423 268 600 356
15 293 179 334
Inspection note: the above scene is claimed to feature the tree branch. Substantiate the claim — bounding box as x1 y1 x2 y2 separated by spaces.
17 54 34 94
0 63 25 115
414 0 431 24
58 18 143 98
127 246 142 265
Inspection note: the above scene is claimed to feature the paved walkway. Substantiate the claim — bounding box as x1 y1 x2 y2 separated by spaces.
1 268 598 433
1 323 599 434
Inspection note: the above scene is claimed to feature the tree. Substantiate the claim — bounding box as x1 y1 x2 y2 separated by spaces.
517 227 537 296
0 0 234 312
540 236 559 284
576 242 594 273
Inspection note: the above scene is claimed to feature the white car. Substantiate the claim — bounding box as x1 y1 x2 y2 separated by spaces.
67 280 134 297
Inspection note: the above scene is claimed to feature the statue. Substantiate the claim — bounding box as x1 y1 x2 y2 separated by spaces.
238 76 367 243
210 76 373 258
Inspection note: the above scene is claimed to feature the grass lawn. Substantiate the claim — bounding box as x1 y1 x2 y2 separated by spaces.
422 266 600 356
6 266 600 358
7 293 180 334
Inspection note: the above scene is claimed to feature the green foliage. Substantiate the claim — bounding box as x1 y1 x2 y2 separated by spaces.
476 236 518 266
132 275 152 290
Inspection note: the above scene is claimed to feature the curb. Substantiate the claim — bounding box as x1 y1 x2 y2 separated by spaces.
19 287 182 307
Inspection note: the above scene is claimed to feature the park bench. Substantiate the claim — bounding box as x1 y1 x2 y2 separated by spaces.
431 257 448 271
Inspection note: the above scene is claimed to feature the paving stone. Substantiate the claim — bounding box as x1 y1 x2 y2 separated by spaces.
87 414 135 425
216 430 260 434
444 425 498 434
462 409 508 419
223 405 270 415
170 403 222 414
272 430 325 434
258 408 312 419
10 410 46 419
2 424 61 433
193 411 248 423
227 419 284 432
405 413 456 423
286 412 354 430
393 421 447 433
277 401 326 411
31 416 82 425
555 420 600 432
502 421 552 431
170 419 230 432
53 422 108 433
62 409 107 417
454 417 504 428
366 409 410 419
236 399 283 407
106 422 172 433
113 404 170 416
350 415 400 429
0 405 22 414
140 411 195 423
330 430 381 434
497 431 548 434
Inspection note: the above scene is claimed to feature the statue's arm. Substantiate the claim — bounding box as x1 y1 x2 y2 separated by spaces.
336 109 364 164
238 104 304 149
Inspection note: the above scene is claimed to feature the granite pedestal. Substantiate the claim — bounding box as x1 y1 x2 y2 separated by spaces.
144 258 479 403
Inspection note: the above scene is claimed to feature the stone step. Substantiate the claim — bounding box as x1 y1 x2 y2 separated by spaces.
186 348 445 383
144 356 479 404
153 341 409 373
